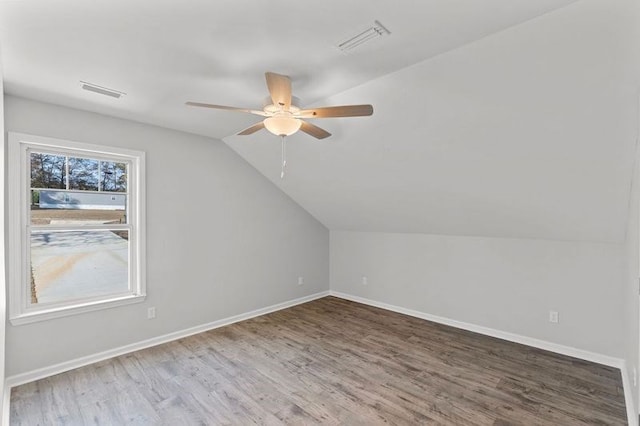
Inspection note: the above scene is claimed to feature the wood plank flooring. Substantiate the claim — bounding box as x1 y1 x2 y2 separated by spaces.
10 297 627 425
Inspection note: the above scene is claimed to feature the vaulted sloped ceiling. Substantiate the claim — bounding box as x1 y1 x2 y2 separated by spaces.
1 0 639 243
225 0 640 243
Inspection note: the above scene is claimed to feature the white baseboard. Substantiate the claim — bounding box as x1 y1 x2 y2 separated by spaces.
329 291 623 368
5 289 636 426
620 362 638 426
330 291 636 424
1 383 9 426
5 290 330 389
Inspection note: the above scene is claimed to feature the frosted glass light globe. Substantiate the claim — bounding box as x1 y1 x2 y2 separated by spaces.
264 116 302 136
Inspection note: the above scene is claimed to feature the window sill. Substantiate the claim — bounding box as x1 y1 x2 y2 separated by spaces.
9 294 146 326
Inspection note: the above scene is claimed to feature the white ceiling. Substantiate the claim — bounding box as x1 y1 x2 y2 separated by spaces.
2 0 639 243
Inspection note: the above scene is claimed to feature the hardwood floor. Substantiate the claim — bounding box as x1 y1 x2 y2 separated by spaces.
10 297 627 425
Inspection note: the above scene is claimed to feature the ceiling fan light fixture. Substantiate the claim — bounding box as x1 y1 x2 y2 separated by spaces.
264 116 302 136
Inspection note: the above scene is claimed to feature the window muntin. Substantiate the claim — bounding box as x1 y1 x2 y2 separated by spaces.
9 133 145 324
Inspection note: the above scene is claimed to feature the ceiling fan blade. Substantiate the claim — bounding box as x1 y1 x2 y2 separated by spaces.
300 121 331 139
237 121 265 135
265 72 292 111
297 104 373 118
185 102 267 117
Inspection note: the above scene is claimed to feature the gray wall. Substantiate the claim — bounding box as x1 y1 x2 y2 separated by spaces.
623 141 640 415
331 230 625 358
3 96 634 409
4 95 329 376
0 46 7 416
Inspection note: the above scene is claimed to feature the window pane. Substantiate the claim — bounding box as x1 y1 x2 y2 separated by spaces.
100 161 127 192
30 230 129 305
68 157 99 191
30 152 66 189
30 190 127 225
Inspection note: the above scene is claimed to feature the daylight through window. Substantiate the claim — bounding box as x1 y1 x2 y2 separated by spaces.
9 133 146 324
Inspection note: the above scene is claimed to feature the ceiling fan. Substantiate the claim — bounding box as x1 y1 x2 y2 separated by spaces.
186 72 373 177
186 72 373 139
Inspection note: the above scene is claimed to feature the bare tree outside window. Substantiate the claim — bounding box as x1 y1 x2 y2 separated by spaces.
68 157 99 191
9 133 145 325
30 153 66 189
100 161 127 192
27 151 131 304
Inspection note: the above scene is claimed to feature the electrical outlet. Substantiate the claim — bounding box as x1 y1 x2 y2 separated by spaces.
147 307 156 319
548 310 559 324
362 276 368 285
298 276 304 286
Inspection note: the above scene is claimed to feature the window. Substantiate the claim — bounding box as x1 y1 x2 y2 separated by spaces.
8 133 146 325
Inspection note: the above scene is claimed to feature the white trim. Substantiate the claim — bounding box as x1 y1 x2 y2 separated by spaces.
329 291 624 368
12 132 143 159
330 291 637 424
10 294 146 326
3 290 634 425
5 291 329 389
7 132 146 324
621 362 639 426
1 383 9 426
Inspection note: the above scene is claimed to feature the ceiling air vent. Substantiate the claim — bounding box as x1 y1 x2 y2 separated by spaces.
80 81 126 99
337 20 391 54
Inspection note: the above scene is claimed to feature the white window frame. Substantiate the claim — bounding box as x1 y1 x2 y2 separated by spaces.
8 132 146 325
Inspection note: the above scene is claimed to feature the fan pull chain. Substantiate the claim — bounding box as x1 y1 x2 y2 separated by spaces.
280 135 287 179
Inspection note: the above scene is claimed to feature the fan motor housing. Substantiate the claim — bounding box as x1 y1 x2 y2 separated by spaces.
263 96 301 114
